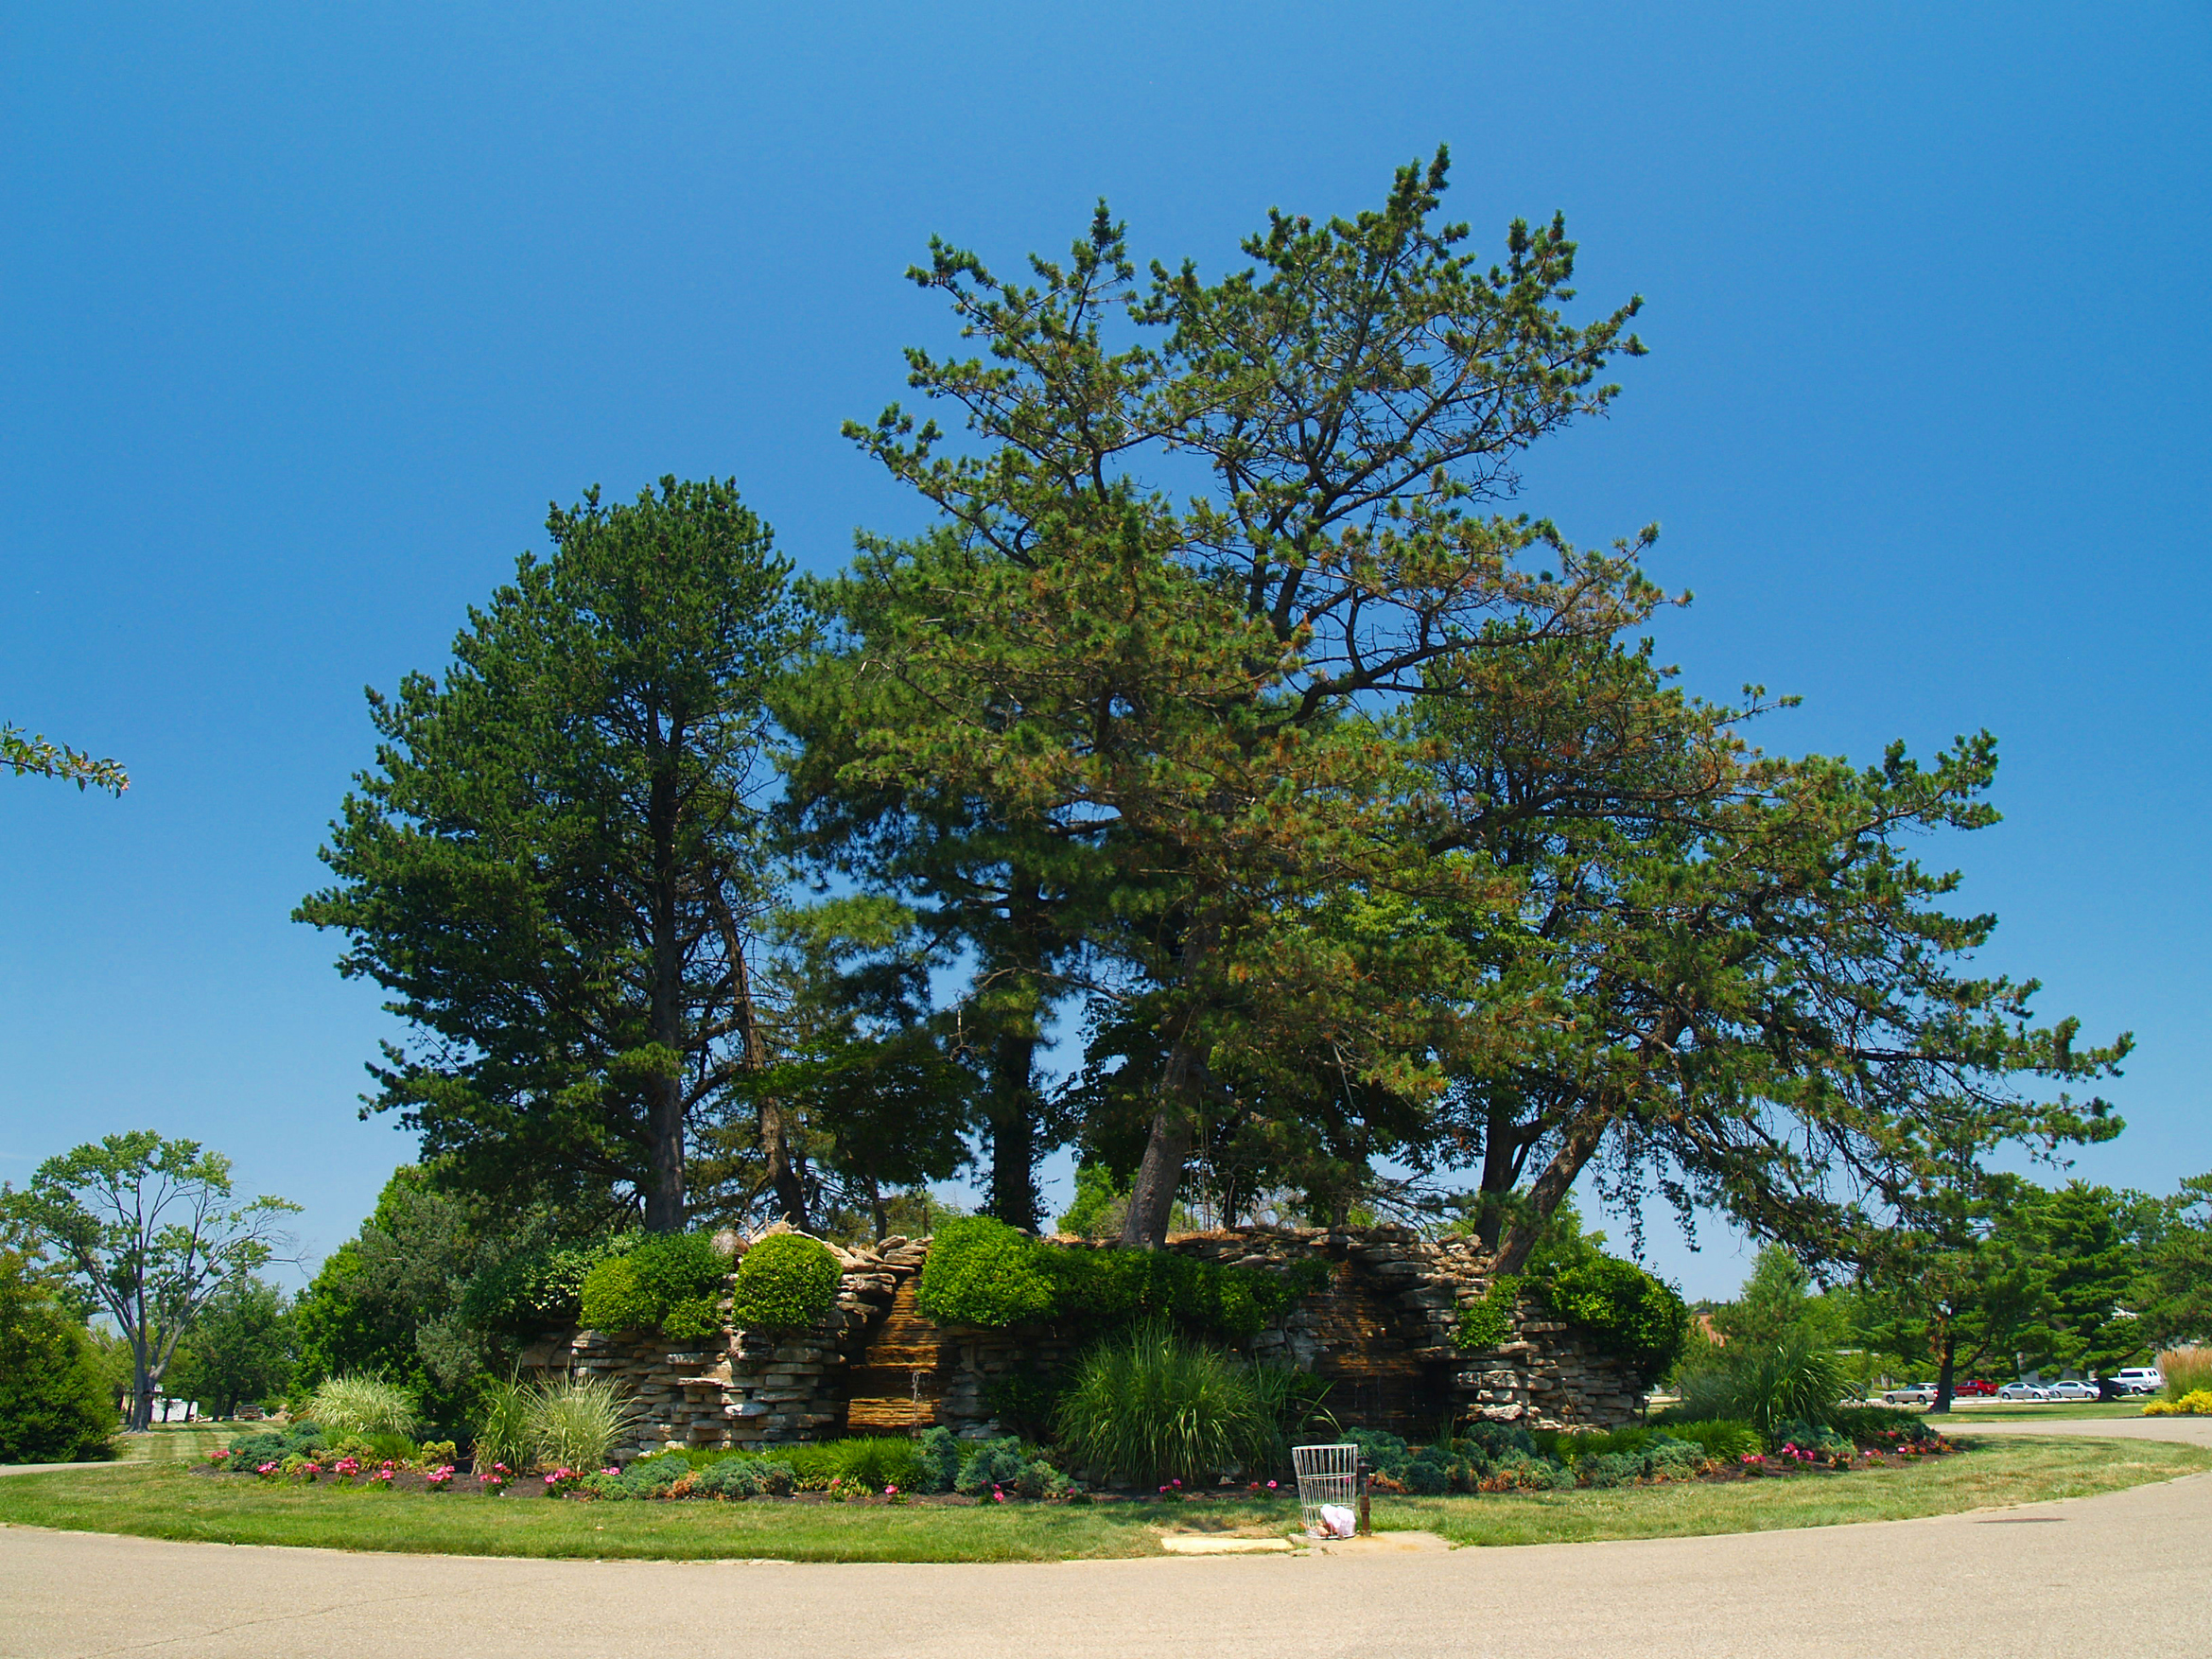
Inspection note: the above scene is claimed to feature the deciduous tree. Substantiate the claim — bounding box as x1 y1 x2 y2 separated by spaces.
3 1133 296 1430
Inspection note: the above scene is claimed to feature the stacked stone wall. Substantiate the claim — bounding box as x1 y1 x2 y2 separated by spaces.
519 1225 1646 1460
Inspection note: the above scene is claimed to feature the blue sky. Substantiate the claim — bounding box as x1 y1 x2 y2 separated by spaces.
3 4 2204 1300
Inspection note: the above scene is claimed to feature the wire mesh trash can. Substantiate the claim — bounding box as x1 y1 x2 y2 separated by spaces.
1293 1442 1360 1537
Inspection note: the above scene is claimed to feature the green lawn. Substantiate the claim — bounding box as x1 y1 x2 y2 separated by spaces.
1930 1400 2156 1422
111 1423 246 1463
1389 1435 2207 1546
0 1436 2200 1563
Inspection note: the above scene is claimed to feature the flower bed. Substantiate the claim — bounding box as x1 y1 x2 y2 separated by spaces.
198 1413 1959 1508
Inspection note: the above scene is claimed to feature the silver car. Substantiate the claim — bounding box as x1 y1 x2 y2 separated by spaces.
2044 1379 2099 1402
1883 1383 1936 1405
1996 1381 2047 1401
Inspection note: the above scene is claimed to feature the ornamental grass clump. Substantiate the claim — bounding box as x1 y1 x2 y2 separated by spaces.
1720 1335 1850 1442
472 1376 538 1474
528 1375 639 1472
305 1375 418 1440
2158 1349 2212 1400
1054 1318 1270 1488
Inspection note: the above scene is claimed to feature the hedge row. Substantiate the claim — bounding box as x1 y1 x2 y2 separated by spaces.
914 1216 1326 1338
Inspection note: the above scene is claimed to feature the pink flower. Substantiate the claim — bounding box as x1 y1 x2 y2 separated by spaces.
1266 1480 1278 1491
992 1489 1006 1503
883 1485 897 1495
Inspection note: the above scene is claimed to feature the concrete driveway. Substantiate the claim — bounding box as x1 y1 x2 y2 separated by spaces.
2 1418 2205 1659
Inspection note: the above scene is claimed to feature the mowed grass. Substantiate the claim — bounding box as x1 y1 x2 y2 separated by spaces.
1389 1435 2211 1547
1931 1400 2155 1422
0 1437 2202 1562
111 1424 245 1463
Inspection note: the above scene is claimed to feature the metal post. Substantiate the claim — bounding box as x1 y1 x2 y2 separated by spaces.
1355 1456 1372 1536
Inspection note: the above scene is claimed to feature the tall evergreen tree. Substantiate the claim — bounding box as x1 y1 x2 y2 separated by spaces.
300 478 803 1230
840 152 1656 1246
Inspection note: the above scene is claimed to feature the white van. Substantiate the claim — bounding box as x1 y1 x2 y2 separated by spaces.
2112 1368 2164 1396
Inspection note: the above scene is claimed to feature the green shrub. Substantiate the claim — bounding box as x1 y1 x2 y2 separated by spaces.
306 1374 419 1439
729 1234 840 1333
577 1256 652 1333
0 1267 113 1463
1541 1257 1689 1386
583 1457 688 1501
1054 1319 1271 1487
1651 1418 1760 1460
953 1436 1029 1495
1041 1249 1323 1341
462 1234 639 1333
1578 1451 1642 1488
690 1458 764 1498
1343 1427 1410 1480
827 1436 921 1493
528 1375 638 1470
581 1231 733 1338
222 1423 328 1471
1456 1420 1537 1463
1828 1405 1926 1443
1404 1445 1455 1494
917 1217 1056 1327
1452 1276 1521 1352
916 1424 964 1493
914 1222 1320 1340
1641 1436 1699 1476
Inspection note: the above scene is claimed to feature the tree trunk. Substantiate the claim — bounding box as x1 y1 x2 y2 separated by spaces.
131 1343 154 1432
1120 1103 1193 1249
644 744 688 1232
1473 1095 1531 1251
985 1027 1041 1231
1933 1326 1959 1414
1492 1106 1613 1275
1120 919 1214 1249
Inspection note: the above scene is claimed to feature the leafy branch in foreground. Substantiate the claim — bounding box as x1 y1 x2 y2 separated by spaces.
3 724 127 794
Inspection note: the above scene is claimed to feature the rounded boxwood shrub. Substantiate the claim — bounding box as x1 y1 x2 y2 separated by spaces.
1542 1256 1688 1386
580 1231 734 1337
916 1216 1055 1327
579 1255 653 1333
631 1232 736 1340
729 1233 840 1332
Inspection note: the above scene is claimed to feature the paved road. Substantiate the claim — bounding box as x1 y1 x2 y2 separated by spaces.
2 1418 2205 1659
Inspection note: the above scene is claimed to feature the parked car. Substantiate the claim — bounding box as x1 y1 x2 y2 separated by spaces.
2044 1379 2099 1402
1954 1379 1998 1397
1883 1383 1936 1405
2112 1368 2165 1396
1996 1382 2048 1401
